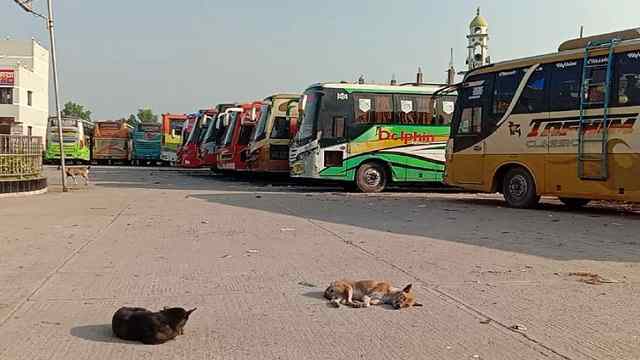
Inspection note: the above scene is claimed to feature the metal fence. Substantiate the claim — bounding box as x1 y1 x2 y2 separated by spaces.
0 135 43 179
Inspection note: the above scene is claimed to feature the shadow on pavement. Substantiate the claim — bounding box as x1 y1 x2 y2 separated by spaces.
190 191 640 263
67 166 640 262
70 324 137 344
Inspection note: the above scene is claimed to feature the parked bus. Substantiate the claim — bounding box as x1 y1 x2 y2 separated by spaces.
247 94 299 173
177 113 197 166
131 122 162 165
93 120 131 164
444 28 640 208
217 102 262 172
178 110 215 168
161 113 187 166
200 104 238 170
289 82 455 192
44 116 94 164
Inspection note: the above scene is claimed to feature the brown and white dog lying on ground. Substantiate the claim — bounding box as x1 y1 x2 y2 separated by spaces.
57 165 90 185
324 280 423 309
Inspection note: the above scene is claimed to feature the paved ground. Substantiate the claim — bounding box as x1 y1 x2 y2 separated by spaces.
0 166 639 360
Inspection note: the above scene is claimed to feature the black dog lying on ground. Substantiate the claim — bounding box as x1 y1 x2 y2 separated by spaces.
112 306 196 344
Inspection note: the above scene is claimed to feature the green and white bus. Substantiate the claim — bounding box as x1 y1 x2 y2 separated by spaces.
289 82 456 192
44 116 94 164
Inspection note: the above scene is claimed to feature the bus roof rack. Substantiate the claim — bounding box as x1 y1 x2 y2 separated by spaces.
559 27 640 51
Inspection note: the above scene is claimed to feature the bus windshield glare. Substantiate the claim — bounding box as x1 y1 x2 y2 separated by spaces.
252 104 270 142
296 92 320 143
223 113 238 146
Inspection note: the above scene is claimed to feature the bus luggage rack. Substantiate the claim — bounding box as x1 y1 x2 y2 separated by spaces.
577 38 619 181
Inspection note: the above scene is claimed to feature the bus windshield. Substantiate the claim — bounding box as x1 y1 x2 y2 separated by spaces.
252 104 270 142
223 112 238 146
296 92 321 143
203 117 217 143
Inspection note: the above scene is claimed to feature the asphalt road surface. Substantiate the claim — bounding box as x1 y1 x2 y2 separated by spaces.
0 166 638 360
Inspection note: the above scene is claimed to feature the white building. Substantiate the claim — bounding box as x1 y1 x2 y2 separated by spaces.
0 39 49 144
466 8 490 70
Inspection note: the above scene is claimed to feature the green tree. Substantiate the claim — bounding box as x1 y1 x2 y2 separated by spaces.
126 114 138 127
136 108 158 123
62 101 92 121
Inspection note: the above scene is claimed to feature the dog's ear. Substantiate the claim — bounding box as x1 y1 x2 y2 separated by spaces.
413 302 424 307
402 284 413 293
186 308 197 317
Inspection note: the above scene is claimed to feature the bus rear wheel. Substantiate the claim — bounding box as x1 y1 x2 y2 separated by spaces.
502 167 540 208
559 197 590 209
356 162 388 193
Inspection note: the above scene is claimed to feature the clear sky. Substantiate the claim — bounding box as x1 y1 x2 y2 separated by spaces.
4 0 640 119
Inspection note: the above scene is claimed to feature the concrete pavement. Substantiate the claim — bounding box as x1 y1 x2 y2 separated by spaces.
0 166 638 359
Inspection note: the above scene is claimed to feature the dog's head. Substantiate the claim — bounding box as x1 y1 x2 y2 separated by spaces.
389 284 423 309
161 307 196 332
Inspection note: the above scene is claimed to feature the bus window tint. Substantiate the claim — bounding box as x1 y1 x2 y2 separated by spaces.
493 70 524 115
271 117 290 139
514 66 547 114
550 60 581 111
396 95 432 124
617 51 640 106
354 94 393 124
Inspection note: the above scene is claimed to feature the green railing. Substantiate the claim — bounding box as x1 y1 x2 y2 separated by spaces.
0 135 43 180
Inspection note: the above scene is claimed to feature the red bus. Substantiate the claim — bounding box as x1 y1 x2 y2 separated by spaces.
246 94 299 173
178 110 215 168
199 104 238 170
217 101 262 172
177 113 198 167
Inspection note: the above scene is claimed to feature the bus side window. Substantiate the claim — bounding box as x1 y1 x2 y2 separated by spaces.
395 95 432 124
549 60 581 112
458 107 482 134
616 51 640 106
583 56 610 106
354 94 393 124
513 66 547 114
493 69 525 118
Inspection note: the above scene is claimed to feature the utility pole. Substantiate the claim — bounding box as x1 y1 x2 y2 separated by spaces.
13 0 68 191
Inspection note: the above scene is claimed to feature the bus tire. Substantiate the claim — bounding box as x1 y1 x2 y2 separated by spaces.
502 167 540 208
559 197 590 209
356 162 388 193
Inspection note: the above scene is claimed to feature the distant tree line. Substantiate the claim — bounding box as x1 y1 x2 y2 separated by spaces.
61 101 160 126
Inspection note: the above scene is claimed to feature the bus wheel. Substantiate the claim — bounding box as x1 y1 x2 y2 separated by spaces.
356 162 387 193
502 167 540 208
559 197 590 209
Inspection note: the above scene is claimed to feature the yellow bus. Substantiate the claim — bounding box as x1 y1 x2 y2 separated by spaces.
445 28 640 208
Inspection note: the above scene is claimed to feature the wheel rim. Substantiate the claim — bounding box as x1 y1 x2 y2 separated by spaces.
363 168 382 188
508 174 528 200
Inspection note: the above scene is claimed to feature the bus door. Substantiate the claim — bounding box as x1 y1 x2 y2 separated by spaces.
451 74 494 184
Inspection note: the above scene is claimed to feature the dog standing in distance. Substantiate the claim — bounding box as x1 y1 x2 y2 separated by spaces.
57 165 90 185
112 306 196 345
